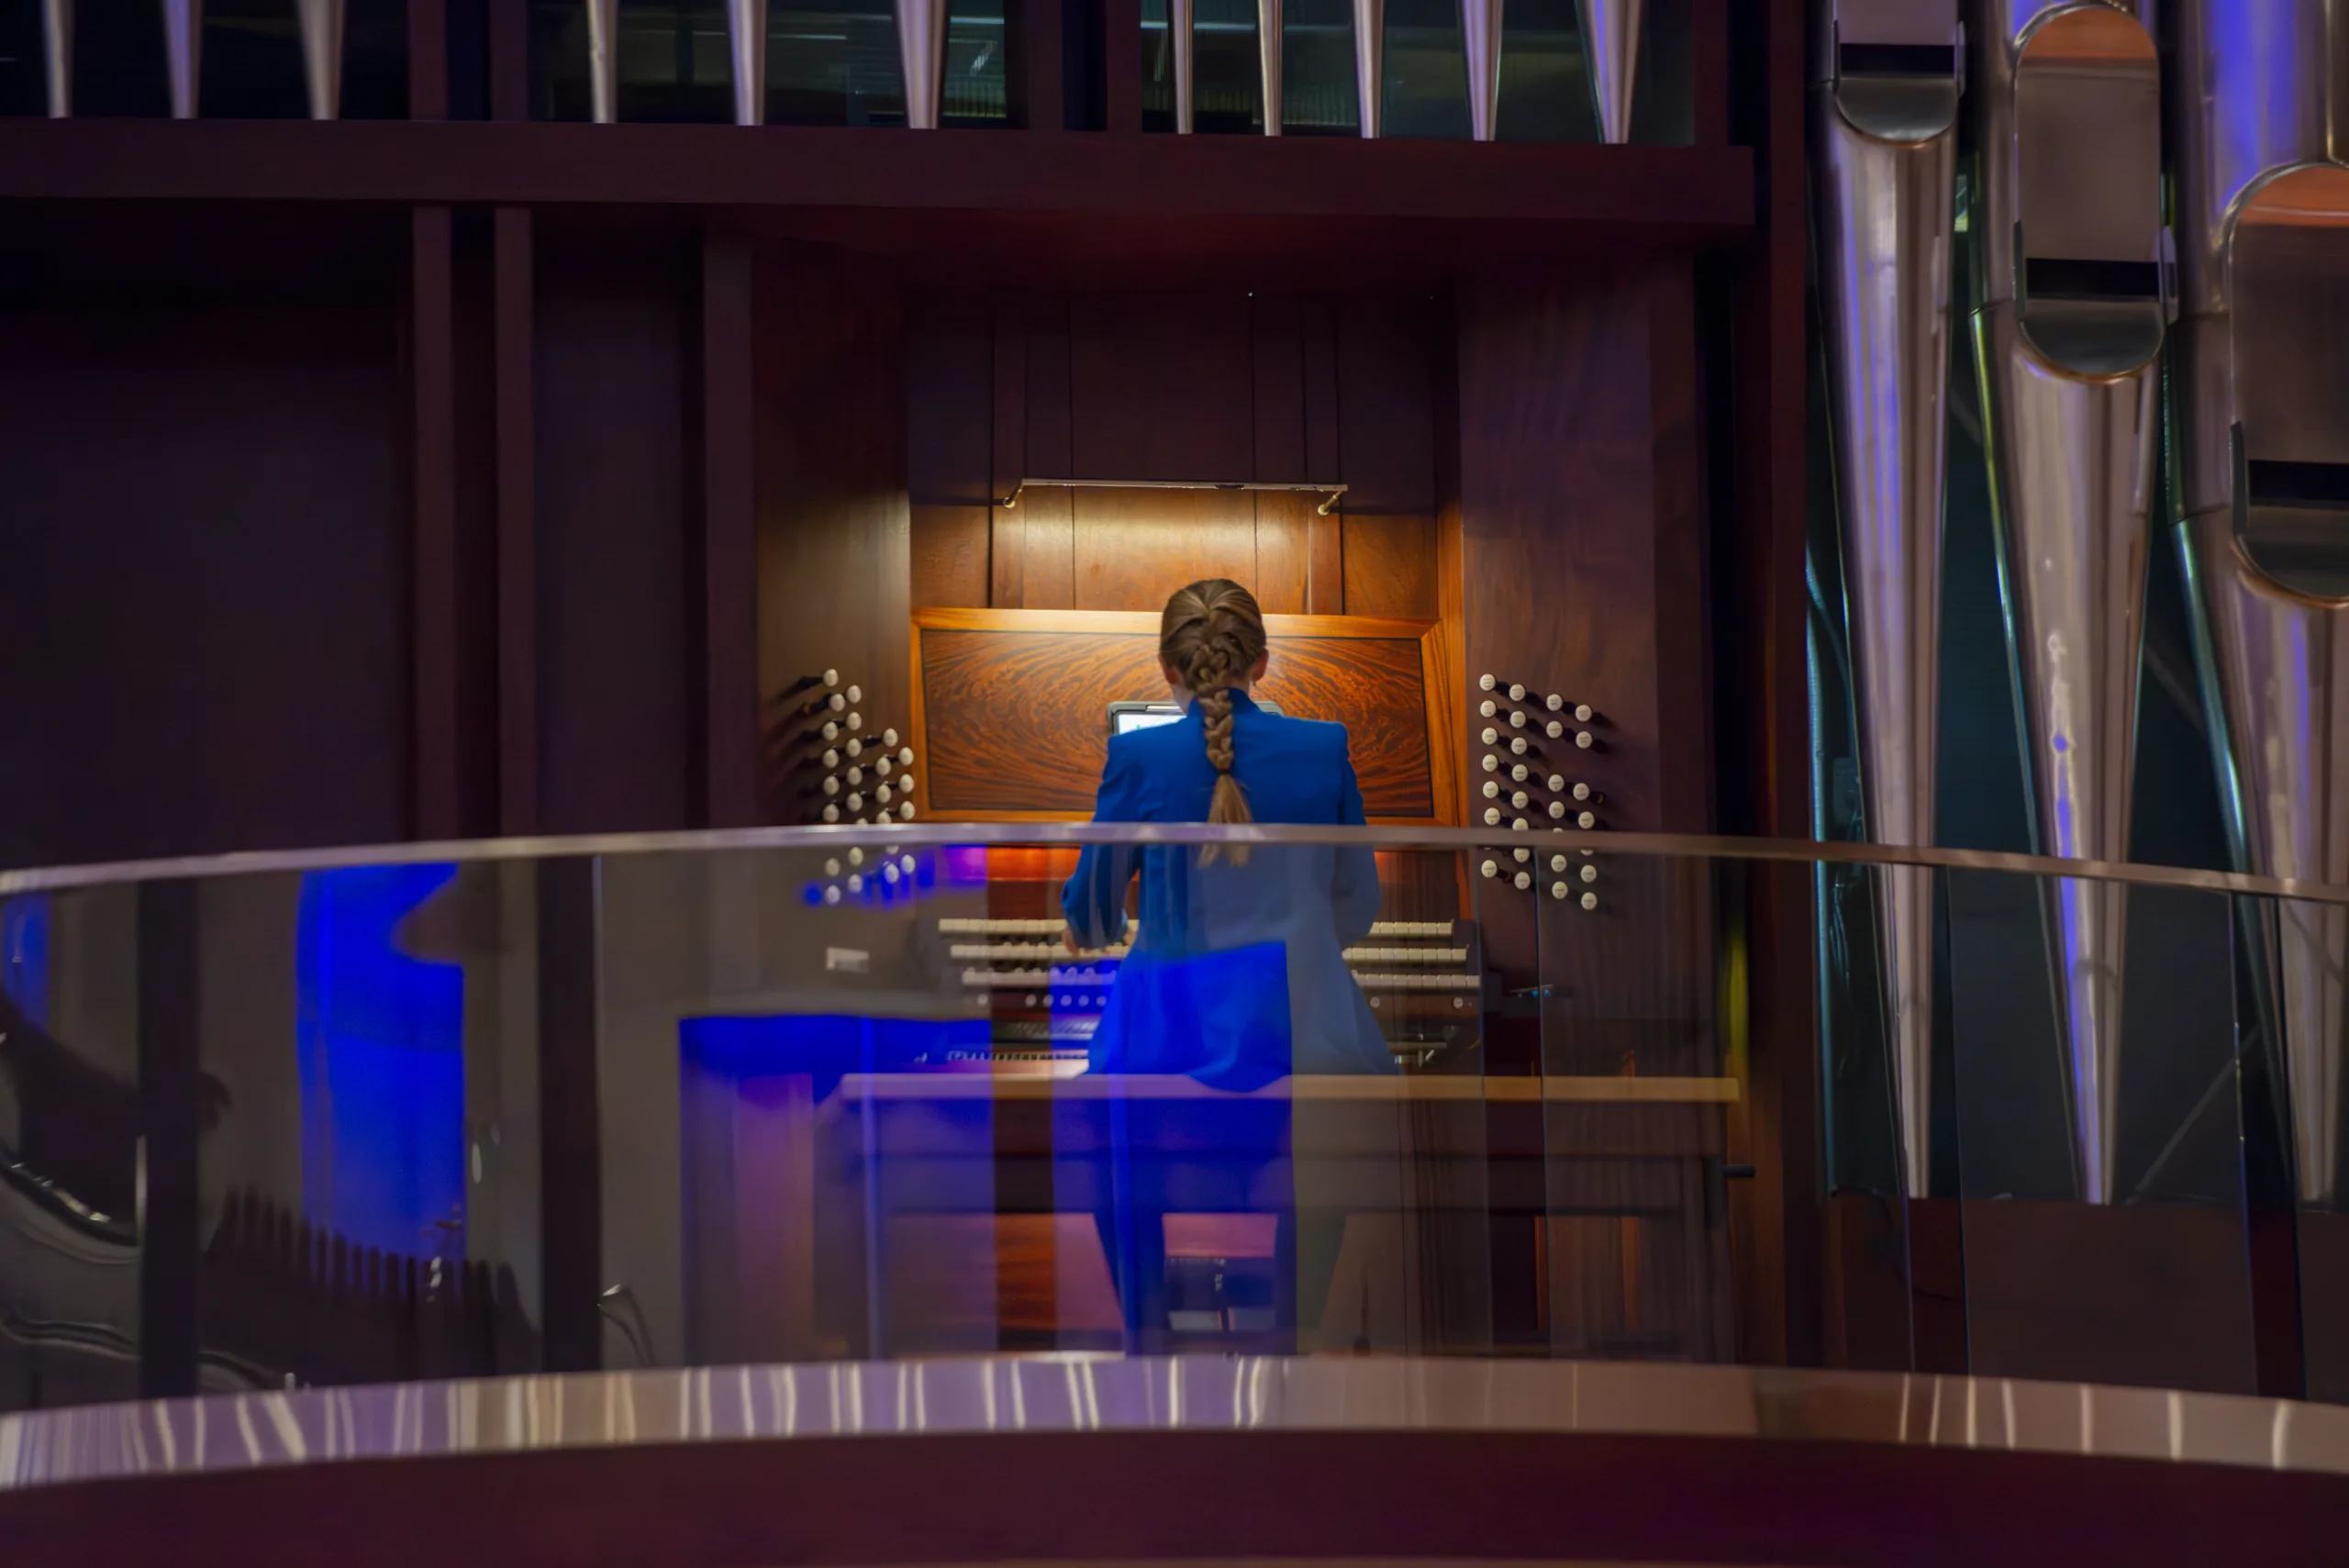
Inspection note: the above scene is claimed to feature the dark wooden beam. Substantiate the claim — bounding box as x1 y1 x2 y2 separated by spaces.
490 0 531 121
410 205 463 841
1016 0 1066 131
696 231 762 828
1100 0 1143 133
494 206 538 836
0 122 1753 232
407 0 449 120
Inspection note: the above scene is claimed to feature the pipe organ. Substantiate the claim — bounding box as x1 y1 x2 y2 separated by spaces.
1811 0 2349 1211
22 0 1653 135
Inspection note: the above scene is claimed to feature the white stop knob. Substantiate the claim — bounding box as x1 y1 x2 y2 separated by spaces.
1546 721 1564 740
1575 730 1594 749
1577 810 1597 829
1513 872 1531 891
1575 704 1595 723
823 884 841 903
1483 781 1501 799
848 848 865 866
899 802 916 820
883 728 899 746
828 693 845 712
822 777 841 796
1508 683 1526 702
1479 673 1497 691
822 721 840 741
1548 801 1565 818
1485 807 1502 825
1580 863 1598 884
1550 882 1568 900
1510 737 1529 755
1480 859 1499 879
823 669 840 688
898 747 915 765
1481 727 1499 745
821 804 841 823
1550 853 1568 873
1573 782 1592 801
1481 755 1499 773
1511 791 1529 809
1580 891 1598 912
848 712 863 731
1479 699 1497 718
1545 694 1563 712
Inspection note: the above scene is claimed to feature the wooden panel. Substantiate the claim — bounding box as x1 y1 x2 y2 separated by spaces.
494 207 539 834
0 295 407 867
535 258 693 835
1336 295 1437 515
907 292 996 608
911 504 991 607
989 296 1029 605
1342 513 1438 617
1070 487 1258 609
753 250 912 818
697 232 763 829
913 609 1442 819
1068 292 1253 481
1252 491 1310 615
411 206 462 840
1251 294 1308 483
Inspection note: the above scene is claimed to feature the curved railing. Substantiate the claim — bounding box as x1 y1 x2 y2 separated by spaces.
0 825 2343 1421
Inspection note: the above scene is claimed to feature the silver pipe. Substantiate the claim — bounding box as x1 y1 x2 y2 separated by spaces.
1809 0 1962 1198
1353 0 1384 138
1168 0 1195 132
2169 1 2349 1207
1967 1 2165 1205
1463 0 1503 142
729 0 767 126
587 0 618 123
296 0 342 119
896 0 946 128
1259 0 1283 135
161 0 199 118
41 0 69 117
1577 0 1643 144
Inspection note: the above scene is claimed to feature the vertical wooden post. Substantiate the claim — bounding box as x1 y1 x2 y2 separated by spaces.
1101 0 1142 131
697 232 762 828
411 206 462 841
495 206 538 835
409 0 450 118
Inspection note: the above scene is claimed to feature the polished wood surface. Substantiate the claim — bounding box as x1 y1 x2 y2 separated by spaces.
910 608 1447 820
6 1411 2343 1568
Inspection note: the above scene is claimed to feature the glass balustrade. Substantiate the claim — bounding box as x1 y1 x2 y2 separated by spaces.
0 825 2338 1413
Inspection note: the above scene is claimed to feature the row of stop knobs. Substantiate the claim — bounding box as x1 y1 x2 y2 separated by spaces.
793 671 919 825
1475 673 1606 909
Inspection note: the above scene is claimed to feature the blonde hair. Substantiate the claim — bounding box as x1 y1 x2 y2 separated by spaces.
1159 578 1268 863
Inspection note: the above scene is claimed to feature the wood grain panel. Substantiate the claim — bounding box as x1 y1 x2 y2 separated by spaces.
1070 486 1257 609
913 610 1442 818
1337 295 1437 515
1068 292 1253 481
1342 512 1438 617
907 293 993 506
1251 294 1307 482
911 503 991 607
989 297 1028 604
1252 490 1309 615
753 251 910 821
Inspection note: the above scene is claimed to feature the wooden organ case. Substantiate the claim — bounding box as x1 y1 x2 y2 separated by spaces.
735 252 1731 1360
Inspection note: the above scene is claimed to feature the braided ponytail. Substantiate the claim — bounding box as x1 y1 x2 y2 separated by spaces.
1158 578 1268 865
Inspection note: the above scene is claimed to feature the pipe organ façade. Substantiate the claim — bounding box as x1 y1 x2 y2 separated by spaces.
1813 0 2349 1207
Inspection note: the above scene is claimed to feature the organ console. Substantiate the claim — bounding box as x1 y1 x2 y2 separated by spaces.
774 669 919 828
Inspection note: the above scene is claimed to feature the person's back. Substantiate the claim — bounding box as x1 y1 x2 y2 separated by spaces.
1061 580 1392 1083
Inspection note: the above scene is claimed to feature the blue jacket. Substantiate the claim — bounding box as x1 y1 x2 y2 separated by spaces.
1060 691 1396 1083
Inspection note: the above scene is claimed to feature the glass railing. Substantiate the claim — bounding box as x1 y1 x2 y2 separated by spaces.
0 824 2341 1413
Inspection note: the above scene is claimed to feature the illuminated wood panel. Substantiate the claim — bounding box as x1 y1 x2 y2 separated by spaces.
909 608 1456 822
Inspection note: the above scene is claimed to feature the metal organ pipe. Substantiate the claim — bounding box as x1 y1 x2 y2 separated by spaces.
1809 0 1962 1198
896 0 948 128
1353 0 1384 137
297 0 343 117
729 0 768 125
43 0 70 116
1968 0 2167 1206
2169 0 2349 1207
163 0 201 118
1577 0 1644 144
